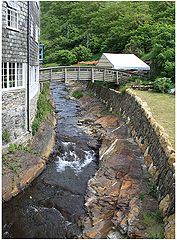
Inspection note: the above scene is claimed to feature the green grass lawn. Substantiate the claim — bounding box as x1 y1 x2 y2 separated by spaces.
132 90 175 148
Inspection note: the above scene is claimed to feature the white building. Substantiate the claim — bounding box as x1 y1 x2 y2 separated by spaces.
97 53 150 72
1 1 40 146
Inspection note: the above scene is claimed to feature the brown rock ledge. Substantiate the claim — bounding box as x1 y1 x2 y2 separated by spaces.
2 113 56 202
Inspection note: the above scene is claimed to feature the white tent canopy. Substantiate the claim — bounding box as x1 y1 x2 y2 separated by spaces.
102 53 150 71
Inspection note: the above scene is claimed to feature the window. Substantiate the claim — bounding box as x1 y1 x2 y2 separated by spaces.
39 44 44 63
7 8 18 30
30 66 39 84
1 62 23 89
2 63 7 88
17 63 23 86
9 63 15 87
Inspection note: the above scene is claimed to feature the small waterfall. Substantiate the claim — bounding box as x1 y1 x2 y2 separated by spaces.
56 141 95 174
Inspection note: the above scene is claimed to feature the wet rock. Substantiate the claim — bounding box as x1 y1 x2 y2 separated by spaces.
2 153 45 201
12 206 68 239
107 229 126 239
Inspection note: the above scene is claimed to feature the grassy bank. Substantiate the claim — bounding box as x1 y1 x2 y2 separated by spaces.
133 90 175 148
32 83 53 135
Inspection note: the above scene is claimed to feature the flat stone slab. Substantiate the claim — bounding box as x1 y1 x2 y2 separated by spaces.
2 152 45 201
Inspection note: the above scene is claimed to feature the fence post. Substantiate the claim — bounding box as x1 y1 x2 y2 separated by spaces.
116 71 119 85
50 68 52 81
64 67 67 83
40 82 43 91
91 67 94 83
78 67 80 81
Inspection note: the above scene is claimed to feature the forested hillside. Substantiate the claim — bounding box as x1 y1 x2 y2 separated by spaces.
40 1 175 82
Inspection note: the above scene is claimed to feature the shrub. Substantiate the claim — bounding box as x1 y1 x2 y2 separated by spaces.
45 50 77 66
153 77 174 93
148 181 157 198
72 45 92 62
32 118 40 135
134 78 143 85
72 90 83 99
9 144 18 153
143 211 164 239
2 130 10 143
119 85 128 94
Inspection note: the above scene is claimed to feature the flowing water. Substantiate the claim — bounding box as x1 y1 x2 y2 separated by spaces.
2 81 99 239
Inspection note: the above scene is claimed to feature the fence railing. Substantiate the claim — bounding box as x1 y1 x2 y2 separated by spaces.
39 66 141 85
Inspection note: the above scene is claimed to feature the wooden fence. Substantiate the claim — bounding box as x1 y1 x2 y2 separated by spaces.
39 66 139 85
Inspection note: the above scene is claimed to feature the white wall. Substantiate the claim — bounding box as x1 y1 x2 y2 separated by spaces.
29 65 39 100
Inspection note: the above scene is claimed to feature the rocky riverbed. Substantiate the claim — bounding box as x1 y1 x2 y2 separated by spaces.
2 81 164 239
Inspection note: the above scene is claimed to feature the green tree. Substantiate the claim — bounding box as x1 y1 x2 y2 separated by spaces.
40 1 175 83
72 45 92 62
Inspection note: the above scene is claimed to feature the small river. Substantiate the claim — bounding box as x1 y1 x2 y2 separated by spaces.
3 81 99 239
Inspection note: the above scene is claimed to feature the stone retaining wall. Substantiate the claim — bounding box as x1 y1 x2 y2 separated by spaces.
86 82 175 239
2 89 27 144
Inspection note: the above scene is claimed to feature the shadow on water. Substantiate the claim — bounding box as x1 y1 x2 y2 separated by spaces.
2 81 99 239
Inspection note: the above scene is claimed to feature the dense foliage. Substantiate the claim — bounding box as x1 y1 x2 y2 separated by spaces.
40 1 175 83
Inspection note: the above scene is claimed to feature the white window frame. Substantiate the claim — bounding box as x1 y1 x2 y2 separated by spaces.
6 7 19 31
39 47 43 61
2 62 25 91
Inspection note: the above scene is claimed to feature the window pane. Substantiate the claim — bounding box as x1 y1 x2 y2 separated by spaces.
4 76 8 88
2 63 8 88
7 9 18 29
2 62 23 89
11 14 15 23
17 63 23 86
2 63 4 88
7 10 10 21
9 63 15 87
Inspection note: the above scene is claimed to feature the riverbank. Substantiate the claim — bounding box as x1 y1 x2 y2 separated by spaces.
2 81 166 238
70 84 163 239
84 82 175 239
2 91 56 202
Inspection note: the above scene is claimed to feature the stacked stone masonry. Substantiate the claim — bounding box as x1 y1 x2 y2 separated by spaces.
2 89 27 143
86 82 175 239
